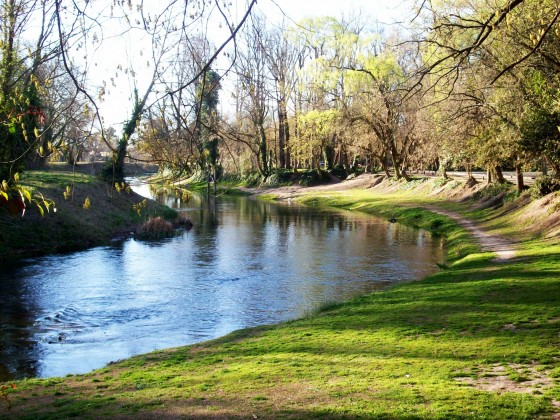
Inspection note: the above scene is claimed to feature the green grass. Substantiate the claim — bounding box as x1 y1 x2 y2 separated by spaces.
21 170 94 187
2 180 559 419
296 188 479 263
0 169 176 261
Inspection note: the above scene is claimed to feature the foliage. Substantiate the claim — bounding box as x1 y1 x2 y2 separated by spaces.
472 182 516 201
1 174 54 217
239 172 262 187
264 169 293 187
520 107 560 169
0 383 16 410
298 169 329 186
530 176 560 199
132 199 147 216
330 164 347 180
198 69 222 176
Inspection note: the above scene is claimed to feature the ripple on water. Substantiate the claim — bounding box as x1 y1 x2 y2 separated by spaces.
0 193 446 380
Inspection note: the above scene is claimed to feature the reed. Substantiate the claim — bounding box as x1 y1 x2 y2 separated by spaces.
136 216 174 239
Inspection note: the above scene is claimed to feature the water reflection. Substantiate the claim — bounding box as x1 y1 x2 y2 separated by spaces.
0 186 445 380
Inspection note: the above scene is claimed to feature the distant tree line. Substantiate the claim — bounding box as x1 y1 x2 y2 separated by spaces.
1 0 559 210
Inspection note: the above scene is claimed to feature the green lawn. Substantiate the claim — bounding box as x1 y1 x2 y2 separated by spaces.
2 181 559 419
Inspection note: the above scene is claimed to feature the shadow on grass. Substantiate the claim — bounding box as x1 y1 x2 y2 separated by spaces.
7 235 559 419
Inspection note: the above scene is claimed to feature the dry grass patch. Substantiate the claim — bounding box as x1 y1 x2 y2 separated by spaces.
136 216 174 239
454 363 556 395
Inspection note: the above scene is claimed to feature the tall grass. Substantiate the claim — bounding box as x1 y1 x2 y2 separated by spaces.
136 216 174 239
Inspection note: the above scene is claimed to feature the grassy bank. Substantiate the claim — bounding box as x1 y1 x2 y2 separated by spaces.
1 178 559 419
0 168 176 261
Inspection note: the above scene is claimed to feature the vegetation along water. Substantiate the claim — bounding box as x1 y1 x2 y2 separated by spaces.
1 0 560 417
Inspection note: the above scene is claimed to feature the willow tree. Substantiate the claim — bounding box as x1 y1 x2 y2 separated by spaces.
294 109 340 170
345 47 422 180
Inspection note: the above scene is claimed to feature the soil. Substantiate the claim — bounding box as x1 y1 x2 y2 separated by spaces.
454 363 555 396
422 205 517 262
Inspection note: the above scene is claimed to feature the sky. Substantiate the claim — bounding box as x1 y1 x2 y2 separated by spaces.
257 0 412 26
95 0 413 129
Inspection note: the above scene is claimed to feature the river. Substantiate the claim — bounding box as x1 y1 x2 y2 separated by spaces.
0 184 445 380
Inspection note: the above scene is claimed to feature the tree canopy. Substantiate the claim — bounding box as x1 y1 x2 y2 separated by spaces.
2 0 560 212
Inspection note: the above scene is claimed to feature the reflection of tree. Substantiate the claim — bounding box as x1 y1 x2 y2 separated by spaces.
0 272 40 380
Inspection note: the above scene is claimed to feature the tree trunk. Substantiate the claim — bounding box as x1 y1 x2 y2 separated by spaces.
387 139 403 179
494 165 506 183
213 166 217 196
545 156 560 177
277 80 290 169
515 162 524 193
379 156 390 177
392 156 402 179
541 157 549 176
258 124 268 177
486 167 492 184
102 85 154 183
324 142 335 170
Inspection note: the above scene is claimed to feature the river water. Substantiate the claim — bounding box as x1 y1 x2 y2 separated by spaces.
0 184 445 380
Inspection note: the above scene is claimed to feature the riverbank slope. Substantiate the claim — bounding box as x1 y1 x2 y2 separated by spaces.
2 174 560 419
0 166 175 262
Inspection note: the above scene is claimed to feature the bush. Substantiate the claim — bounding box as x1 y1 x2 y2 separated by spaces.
530 176 560 199
240 172 262 187
174 213 193 230
330 164 347 180
299 170 329 186
264 169 293 187
472 182 514 200
136 217 174 240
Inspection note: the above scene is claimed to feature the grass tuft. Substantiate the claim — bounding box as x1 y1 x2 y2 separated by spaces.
136 217 174 239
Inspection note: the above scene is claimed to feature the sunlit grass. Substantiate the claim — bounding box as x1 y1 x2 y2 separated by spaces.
4 180 560 418
22 170 94 187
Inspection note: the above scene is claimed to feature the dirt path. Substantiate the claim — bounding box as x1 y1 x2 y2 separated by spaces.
421 206 517 262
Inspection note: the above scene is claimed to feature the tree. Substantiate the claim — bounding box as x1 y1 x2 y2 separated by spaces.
346 42 422 179
54 0 258 184
0 0 61 214
413 0 560 87
414 0 560 187
229 13 274 178
263 24 298 169
195 69 221 194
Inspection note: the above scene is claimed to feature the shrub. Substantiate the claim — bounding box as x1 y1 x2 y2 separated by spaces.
240 172 262 187
174 213 193 230
330 164 347 180
530 176 560 199
299 170 329 186
472 182 514 200
136 217 174 240
264 169 293 187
